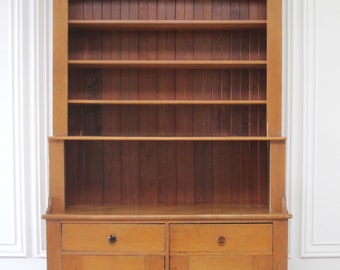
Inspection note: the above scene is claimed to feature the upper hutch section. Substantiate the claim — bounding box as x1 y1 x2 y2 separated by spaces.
68 0 267 21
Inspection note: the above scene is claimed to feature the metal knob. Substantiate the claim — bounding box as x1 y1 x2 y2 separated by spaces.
108 234 117 244
217 235 226 245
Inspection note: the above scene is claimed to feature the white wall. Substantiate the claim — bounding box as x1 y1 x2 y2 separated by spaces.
1 0 340 269
0 0 51 269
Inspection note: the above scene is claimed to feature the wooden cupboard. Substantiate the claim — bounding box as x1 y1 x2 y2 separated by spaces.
44 0 291 269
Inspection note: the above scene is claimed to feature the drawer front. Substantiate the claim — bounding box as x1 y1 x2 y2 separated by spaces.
62 224 165 252
170 224 272 253
171 255 272 270
62 255 164 270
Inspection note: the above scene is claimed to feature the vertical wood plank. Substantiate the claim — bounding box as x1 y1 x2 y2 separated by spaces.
194 142 204 203
259 141 269 206
267 0 282 136
145 256 165 270
122 141 140 205
49 140 65 211
211 104 222 136
185 0 194 19
140 142 158 205
65 141 85 205
157 0 167 19
68 0 83 20
46 221 62 270
120 0 129 19
273 220 289 270
177 142 195 204
92 0 102 19
249 141 260 205
230 0 240 19
53 0 68 135
212 0 222 19
103 141 122 205
130 0 139 20
239 0 249 19
84 0 93 20
252 256 273 270
258 0 267 19
203 142 213 204
170 256 189 270
158 142 177 205
221 0 231 19
84 141 104 204
230 142 241 204
102 0 111 20
239 141 250 205
249 0 258 20
111 0 121 19
139 70 157 136
270 141 286 211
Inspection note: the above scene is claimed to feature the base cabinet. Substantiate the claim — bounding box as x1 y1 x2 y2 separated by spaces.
170 255 272 270
62 255 165 270
51 221 283 270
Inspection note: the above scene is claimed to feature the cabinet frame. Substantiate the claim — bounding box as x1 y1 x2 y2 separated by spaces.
45 0 291 269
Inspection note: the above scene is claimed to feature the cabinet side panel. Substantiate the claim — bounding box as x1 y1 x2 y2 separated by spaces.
267 0 282 136
269 141 286 212
47 221 62 270
273 220 288 270
53 0 68 136
49 140 65 211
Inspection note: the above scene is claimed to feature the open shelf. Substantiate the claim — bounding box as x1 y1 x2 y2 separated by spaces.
68 60 267 69
68 20 267 31
68 99 267 105
50 136 285 141
44 204 291 222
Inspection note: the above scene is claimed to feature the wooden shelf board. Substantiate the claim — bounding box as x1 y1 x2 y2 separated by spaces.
68 20 267 31
49 136 286 141
68 99 267 105
68 60 267 69
43 204 291 221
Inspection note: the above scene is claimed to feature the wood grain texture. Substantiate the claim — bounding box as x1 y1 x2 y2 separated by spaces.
170 255 272 270
65 141 269 207
62 224 165 252
62 255 164 270
46 221 62 270
48 2 290 270
49 140 65 211
267 0 282 136
273 220 289 270
170 223 272 253
53 0 68 135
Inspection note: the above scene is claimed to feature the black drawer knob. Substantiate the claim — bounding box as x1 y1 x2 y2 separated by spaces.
108 234 117 244
217 235 226 245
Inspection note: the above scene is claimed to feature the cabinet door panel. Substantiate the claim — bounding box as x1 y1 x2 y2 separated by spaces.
170 255 272 270
62 255 164 270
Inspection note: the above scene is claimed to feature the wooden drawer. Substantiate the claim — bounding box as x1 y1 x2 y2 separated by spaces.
62 255 164 270
171 255 272 270
62 224 165 252
170 224 272 253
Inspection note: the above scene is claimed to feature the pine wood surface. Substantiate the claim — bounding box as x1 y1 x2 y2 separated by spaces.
62 255 164 270
68 19 267 31
62 224 165 252
171 255 272 270
170 223 272 253
47 0 290 269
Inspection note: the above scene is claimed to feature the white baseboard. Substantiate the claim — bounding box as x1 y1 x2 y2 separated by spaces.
0 258 46 270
